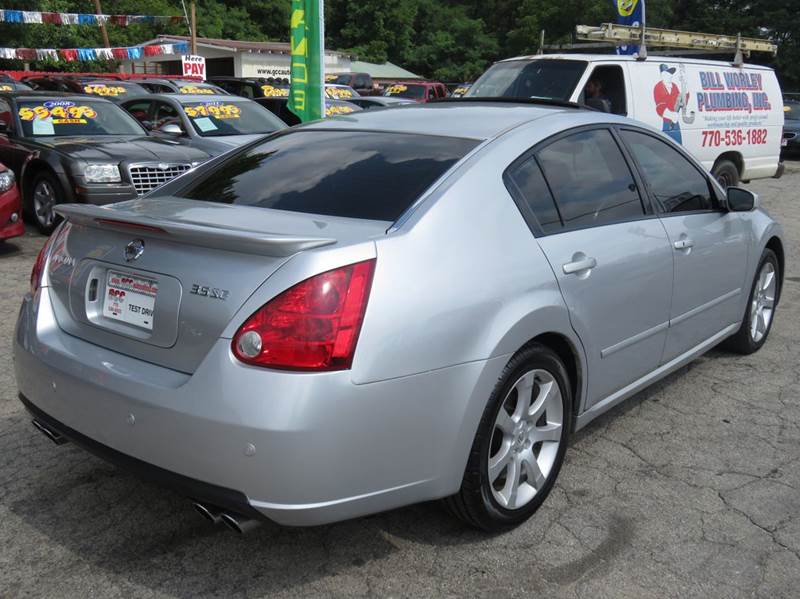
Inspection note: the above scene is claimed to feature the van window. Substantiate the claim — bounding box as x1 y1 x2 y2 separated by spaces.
466 59 587 101
536 129 644 230
620 129 715 213
582 65 626 115
179 130 478 221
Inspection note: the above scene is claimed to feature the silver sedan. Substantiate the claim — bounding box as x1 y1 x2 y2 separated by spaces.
14 101 784 532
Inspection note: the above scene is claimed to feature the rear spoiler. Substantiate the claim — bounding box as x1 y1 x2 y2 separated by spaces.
55 204 336 257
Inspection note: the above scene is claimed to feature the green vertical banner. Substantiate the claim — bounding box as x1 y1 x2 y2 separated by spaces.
289 0 325 122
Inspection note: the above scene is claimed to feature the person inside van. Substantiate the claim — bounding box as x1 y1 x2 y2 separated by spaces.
584 77 612 113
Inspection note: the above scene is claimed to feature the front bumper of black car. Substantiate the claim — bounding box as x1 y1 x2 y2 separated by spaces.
75 183 138 205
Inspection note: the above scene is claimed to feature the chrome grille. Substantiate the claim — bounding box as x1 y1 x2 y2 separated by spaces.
128 163 192 196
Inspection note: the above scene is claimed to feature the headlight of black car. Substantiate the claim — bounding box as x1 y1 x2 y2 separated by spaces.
84 164 121 183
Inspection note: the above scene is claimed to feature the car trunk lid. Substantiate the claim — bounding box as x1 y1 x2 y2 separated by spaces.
46 197 386 373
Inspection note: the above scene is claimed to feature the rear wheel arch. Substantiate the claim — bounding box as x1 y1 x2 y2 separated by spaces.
516 332 583 430
21 160 63 200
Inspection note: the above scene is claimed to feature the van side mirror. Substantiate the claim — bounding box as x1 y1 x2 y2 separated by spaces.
726 186 758 212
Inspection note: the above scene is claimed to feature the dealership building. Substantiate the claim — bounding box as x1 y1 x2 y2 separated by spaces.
122 35 421 81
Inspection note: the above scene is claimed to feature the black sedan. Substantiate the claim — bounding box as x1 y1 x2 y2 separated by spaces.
783 100 800 157
24 77 148 103
120 94 285 156
135 78 229 95
0 92 212 233
254 97 361 126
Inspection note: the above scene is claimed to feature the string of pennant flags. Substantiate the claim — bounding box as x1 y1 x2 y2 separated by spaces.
0 9 186 26
0 41 190 62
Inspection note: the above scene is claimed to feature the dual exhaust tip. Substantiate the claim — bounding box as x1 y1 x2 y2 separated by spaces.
30 419 261 535
192 501 261 534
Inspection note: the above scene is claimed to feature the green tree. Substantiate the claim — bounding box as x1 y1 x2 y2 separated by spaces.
404 1 498 81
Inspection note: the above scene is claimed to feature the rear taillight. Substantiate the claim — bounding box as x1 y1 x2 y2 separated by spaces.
232 259 376 371
30 236 54 295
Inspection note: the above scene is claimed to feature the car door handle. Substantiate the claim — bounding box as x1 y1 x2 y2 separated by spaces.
562 256 597 275
673 239 694 250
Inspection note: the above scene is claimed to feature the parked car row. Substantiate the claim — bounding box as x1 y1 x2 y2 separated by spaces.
22 75 228 101
0 78 423 235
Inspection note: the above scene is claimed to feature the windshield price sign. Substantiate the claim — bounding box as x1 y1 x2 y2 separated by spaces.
19 101 97 124
182 54 206 80
184 102 241 119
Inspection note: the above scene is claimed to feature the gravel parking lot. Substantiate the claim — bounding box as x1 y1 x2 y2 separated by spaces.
1 164 798 599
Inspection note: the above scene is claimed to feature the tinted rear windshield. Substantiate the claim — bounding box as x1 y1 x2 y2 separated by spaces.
178 130 478 221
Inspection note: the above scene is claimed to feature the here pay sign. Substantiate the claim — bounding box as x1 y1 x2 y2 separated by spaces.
182 55 206 80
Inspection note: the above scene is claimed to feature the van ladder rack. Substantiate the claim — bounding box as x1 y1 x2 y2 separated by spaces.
576 23 777 66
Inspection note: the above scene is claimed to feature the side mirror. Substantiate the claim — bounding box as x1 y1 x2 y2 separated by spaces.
158 122 184 136
726 186 758 212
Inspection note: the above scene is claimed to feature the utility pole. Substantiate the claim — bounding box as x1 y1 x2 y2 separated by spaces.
93 0 111 48
190 2 197 54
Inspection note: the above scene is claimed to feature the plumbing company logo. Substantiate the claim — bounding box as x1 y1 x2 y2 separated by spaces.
653 64 693 144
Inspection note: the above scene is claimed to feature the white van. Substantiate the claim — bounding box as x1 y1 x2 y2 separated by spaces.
466 54 784 186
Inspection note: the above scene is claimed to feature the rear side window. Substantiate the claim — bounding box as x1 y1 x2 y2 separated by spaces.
620 129 714 213
536 129 644 230
179 130 478 221
505 157 562 233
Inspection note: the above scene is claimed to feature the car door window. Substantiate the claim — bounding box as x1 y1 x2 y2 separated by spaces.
124 100 153 127
153 102 181 130
620 129 715 213
354 74 369 89
581 65 626 115
505 155 562 234
536 128 644 230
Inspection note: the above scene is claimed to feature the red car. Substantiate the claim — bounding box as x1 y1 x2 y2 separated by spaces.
383 81 447 103
0 162 24 242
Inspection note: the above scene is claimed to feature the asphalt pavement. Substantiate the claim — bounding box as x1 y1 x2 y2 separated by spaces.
1 164 798 598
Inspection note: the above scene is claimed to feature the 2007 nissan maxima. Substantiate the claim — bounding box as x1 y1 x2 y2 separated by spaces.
14 100 784 533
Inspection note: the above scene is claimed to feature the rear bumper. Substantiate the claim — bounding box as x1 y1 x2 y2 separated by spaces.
19 393 264 520
14 287 504 526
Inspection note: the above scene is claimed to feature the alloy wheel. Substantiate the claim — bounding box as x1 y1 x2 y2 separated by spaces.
488 369 563 510
750 261 776 343
33 180 56 229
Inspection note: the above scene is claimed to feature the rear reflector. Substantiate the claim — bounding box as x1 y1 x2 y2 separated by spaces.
232 259 376 371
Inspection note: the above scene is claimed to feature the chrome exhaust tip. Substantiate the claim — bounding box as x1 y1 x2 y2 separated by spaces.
219 511 261 534
192 501 223 525
32 419 68 445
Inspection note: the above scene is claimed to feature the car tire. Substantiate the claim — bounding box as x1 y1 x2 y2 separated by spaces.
444 343 572 531
25 171 63 235
712 159 740 189
722 249 780 354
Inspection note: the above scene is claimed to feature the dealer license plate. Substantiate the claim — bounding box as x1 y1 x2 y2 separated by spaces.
102 270 158 330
